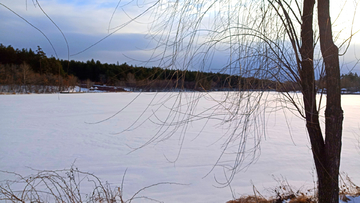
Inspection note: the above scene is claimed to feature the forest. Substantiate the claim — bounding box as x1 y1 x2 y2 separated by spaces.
0 43 358 93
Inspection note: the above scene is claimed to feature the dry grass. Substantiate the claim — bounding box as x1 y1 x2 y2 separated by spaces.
227 194 315 203
1 168 358 203
0 166 183 203
228 173 360 203
227 176 317 203
227 196 272 203
339 173 360 202
288 196 315 203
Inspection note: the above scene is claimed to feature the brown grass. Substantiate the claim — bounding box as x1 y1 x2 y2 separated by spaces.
1 168 358 203
227 196 272 203
227 195 315 203
288 195 315 203
0 166 183 203
228 173 360 203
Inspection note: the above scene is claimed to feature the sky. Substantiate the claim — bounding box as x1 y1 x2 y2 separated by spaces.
0 0 157 65
0 0 359 74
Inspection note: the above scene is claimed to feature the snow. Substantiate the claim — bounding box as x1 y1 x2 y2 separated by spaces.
341 196 360 203
0 92 359 202
281 196 360 203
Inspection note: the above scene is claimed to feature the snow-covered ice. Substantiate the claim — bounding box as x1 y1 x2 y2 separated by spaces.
0 92 359 202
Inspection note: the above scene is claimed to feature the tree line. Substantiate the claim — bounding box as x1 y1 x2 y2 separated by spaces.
2 43 358 93
0 44 64 76
0 44 75 93
340 72 360 92
60 58 282 91
1 44 284 92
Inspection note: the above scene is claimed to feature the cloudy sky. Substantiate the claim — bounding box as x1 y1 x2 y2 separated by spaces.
1 0 359 74
1 0 158 65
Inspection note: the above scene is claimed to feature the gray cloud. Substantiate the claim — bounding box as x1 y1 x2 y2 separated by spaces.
0 1 156 64
1 0 359 74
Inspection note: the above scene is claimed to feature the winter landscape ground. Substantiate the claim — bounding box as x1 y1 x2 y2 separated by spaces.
0 92 359 202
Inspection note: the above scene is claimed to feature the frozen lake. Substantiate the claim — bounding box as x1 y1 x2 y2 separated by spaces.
0 92 359 202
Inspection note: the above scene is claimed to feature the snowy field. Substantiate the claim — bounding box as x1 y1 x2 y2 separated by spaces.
0 92 359 202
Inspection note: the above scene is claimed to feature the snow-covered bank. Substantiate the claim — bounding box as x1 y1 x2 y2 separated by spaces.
0 92 359 202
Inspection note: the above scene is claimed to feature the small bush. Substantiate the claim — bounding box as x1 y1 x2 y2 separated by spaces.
0 166 182 203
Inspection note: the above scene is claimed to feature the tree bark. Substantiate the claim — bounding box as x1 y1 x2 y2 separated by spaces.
300 0 343 202
299 1 324 202
316 0 344 202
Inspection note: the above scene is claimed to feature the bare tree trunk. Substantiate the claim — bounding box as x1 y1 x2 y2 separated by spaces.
316 0 344 202
300 0 343 202
299 0 324 200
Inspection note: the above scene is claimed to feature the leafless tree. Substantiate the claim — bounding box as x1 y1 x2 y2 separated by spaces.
117 0 357 202
1 0 358 202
